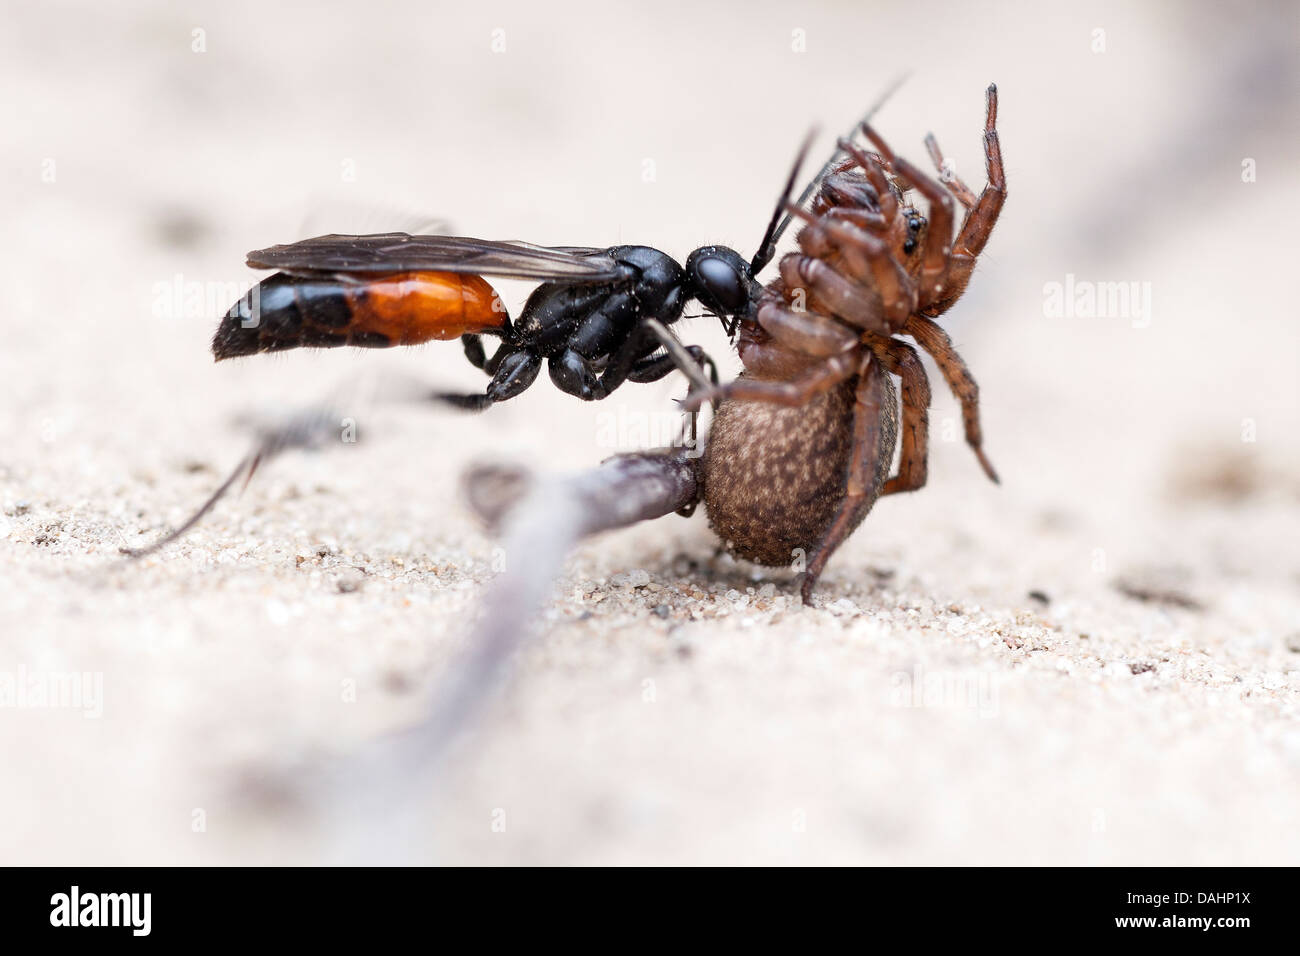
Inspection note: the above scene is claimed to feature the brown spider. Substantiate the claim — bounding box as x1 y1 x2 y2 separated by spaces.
684 84 1006 602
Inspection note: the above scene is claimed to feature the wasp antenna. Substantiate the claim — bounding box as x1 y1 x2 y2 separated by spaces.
749 127 818 276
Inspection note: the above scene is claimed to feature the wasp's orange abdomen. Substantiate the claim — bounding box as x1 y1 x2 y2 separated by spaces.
213 271 506 360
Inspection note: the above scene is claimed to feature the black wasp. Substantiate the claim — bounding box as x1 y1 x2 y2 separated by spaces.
211 94 890 408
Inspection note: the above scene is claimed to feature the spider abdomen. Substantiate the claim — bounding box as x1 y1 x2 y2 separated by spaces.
701 373 898 567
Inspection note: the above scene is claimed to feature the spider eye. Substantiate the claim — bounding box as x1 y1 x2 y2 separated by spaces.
903 238 917 255
907 217 922 233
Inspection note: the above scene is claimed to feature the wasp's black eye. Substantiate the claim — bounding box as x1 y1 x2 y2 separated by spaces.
903 238 917 255
693 255 748 314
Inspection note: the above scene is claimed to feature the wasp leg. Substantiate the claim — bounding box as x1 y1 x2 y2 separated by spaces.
548 348 602 399
436 393 495 411
461 333 488 371
588 325 661 401
548 329 682 402
627 343 718 454
627 345 719 386
435 347 542 411
800 352 897 604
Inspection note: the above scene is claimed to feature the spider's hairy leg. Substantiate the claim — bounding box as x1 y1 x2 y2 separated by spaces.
814 167 883 221
922 85 1007 317
836 139 900 223
755 297 861 358
680 350 858 413
923 134 978 209
772 70 910 246
954 84 1006 259
903 314 999 483
800 353 895 604
858 120 957 304
866 335 932 496
819 205 890 234
786 202 916 326
778 253 890 333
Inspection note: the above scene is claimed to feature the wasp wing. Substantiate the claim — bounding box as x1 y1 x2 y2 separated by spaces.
246 233 627 283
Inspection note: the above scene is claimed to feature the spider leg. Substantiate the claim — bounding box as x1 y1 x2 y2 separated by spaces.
922 85 1007 317
866 335 931 495
858 119 957 307
923 133 978 209
800 352 897 603
814 168 882 220
818 205 890 234
903 314 999 483
954 84 1006 259
755 296 861 358
777 253 887 332
790 205 921 328
835 139 900 223
680 350 858 413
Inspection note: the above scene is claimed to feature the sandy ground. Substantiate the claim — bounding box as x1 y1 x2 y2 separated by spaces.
1 0 1298 864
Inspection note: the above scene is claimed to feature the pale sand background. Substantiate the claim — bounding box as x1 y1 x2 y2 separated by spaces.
1 0 1298 864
